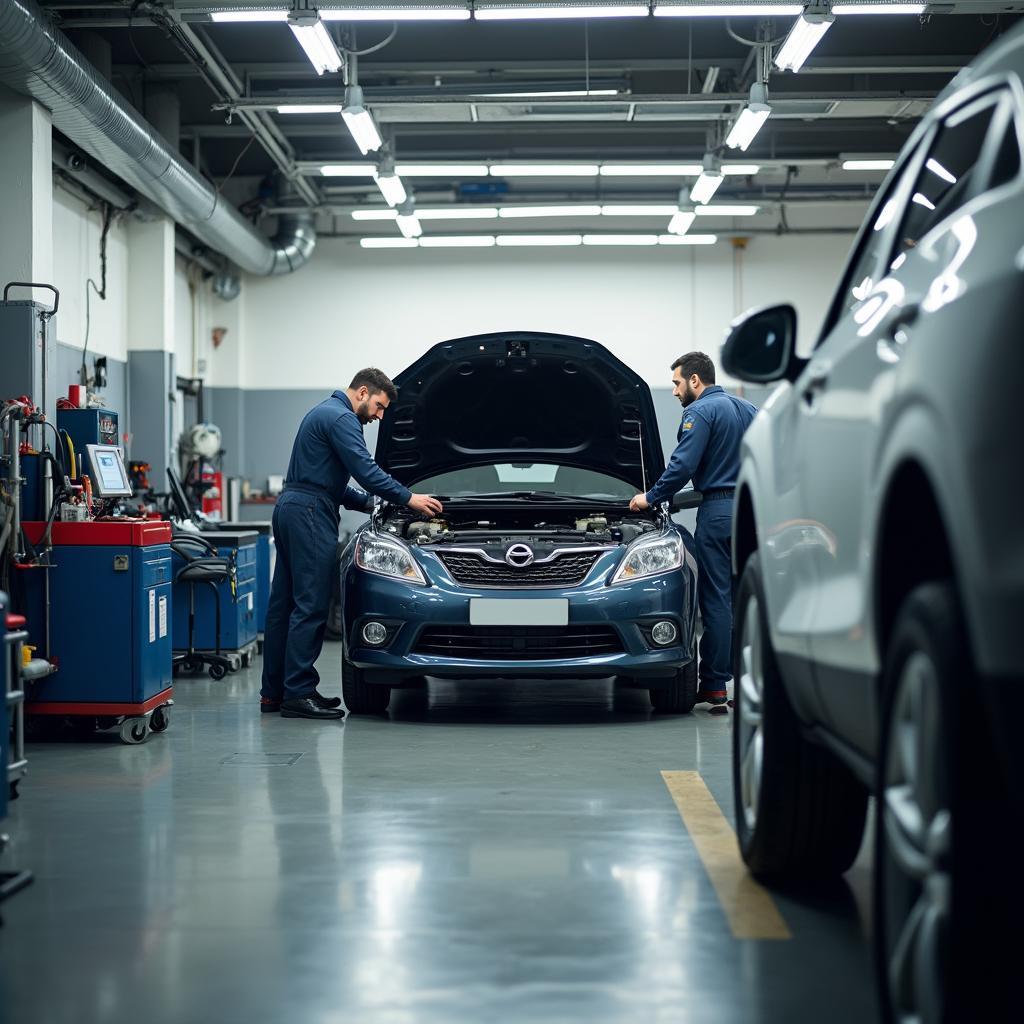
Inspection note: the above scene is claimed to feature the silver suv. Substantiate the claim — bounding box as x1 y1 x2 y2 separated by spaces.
721 24 1024 1024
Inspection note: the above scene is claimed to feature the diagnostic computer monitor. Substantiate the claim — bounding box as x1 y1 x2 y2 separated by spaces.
85 444 133 498
166 466 195 522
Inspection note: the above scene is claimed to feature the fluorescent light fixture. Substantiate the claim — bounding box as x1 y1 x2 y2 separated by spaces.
690 154 724 204
374 171 408 206
288 12 344 75
489 163 600 176
667 210 696 235
475 5 649 20
481 89 620 97
351 209 398 220
583 234 659 246
695 204 759 216
277 103 344 114
496 235 583 246
600 164 703 176
499 205 602 217
322 7 471 19
419 236 496 247
775 10 835 73
832 3 925 13
842 158 895 170
210 9 288 22
395 212 423 238
722 164 760 175
418 207 500 219
658 234 717 244
360 237 418 248
602 205 678 216
725 83 771 151
342 85 383 154
654 4 803 16
320 163 376 176
397 163 490 176
925 157 957 184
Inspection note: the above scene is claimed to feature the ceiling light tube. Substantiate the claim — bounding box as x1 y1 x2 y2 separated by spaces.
489 163 600 176
395 201 423 238
475 5 649 20
352 209 398 220
374 171 408 206
600 164 703 176
841 158 895 170
725 82 771 151
360 237 419 248
417 207 500 219
210 9 288 21
419 236 496 247
321 7 472 20
583 234 659 246
342 84 383 154
481 89 620 97
775 8 835 72
658 234 717 245
499 205 602 217
654 4 803 16
722 164 760 175
288 12 344 75
690 154 724 204
278 103 344 114
694 204 759 215
397 163 490 176
320 163 376 176
667 209 696 235
496 235 583 246
602 205 678 216
832 3 925 14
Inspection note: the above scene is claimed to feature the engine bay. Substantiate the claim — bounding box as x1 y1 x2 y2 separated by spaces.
377 504 661 548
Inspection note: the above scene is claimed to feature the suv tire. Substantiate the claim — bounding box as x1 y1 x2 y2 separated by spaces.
342 647 391 715
732 553 867 879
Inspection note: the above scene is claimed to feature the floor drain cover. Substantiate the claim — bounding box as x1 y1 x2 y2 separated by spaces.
220 753 304 766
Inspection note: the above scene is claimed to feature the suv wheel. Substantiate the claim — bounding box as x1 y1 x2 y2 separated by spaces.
648 640 698 713
341 647 391 715
732 553 867 879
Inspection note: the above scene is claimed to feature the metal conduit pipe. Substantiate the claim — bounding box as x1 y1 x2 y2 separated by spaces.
0 0 315 276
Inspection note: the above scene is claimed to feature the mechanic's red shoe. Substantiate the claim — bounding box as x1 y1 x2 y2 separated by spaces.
695 688 728 706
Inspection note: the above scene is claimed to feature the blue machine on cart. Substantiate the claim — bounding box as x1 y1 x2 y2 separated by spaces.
56 406 119 450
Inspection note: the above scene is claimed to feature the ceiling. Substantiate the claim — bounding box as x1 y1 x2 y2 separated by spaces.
43 1 1024 241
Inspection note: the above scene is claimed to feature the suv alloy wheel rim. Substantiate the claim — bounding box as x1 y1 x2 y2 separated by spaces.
882 651 950 1024
738 596 765 832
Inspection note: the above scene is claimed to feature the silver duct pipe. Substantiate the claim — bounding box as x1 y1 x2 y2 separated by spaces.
0 0 315 276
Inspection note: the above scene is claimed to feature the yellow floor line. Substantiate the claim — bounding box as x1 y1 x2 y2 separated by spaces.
661 770 792 941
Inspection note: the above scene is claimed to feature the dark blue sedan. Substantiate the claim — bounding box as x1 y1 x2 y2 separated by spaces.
339 331 701 715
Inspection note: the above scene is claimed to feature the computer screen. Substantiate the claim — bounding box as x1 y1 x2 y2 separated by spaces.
85 444 133 498
166 467 195 522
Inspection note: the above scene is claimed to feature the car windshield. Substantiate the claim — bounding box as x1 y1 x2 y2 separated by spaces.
410 463 635 500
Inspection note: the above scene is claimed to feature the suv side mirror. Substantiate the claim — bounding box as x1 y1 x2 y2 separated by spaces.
721 303 802 384
669 489 703 511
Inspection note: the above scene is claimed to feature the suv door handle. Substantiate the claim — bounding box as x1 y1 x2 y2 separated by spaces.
801 362 831 409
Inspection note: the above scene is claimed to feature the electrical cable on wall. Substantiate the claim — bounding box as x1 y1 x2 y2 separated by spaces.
81 201 114 386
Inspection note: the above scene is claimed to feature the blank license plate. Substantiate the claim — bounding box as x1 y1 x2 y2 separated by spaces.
469 598 569 627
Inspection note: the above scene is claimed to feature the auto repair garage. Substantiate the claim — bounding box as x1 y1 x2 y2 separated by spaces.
1 1 1021 1021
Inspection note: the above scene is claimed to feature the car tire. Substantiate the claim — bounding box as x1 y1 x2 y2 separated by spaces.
648 642 698 714
341 647 391 715
873 581 1010 1024
732 552 867 879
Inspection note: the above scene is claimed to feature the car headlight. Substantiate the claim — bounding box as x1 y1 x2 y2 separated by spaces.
610 532 683 585
355 533 427 586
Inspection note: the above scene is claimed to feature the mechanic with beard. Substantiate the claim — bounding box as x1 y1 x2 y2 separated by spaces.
630 353 756 712
261 368 443 720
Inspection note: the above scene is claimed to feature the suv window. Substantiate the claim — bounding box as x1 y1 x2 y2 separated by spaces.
894 100 998 254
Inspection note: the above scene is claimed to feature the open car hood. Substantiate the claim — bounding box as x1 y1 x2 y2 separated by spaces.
375 332 665 492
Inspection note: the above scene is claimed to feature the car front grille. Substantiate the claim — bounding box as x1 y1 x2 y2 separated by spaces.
414 625 623 660
438 550 600 588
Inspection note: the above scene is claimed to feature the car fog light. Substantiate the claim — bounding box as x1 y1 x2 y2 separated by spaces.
651 620 677 646
362 621 388 646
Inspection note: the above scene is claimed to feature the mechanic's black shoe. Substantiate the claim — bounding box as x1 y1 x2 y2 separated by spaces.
280 697 343 720
313 690 342 710
260 697 281 714
695 687 728 705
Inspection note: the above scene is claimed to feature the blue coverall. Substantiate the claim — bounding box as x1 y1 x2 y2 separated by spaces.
645 385 757 690
261 391 412 703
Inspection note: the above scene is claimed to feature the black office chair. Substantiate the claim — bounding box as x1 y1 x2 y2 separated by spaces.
171 534 235 680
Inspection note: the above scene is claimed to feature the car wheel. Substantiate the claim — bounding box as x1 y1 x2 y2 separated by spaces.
873 581 1008 1024
648 641 698 714
341 647 391 715
732 552 867 879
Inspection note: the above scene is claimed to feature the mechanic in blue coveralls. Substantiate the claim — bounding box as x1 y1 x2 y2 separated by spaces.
630 352 756 710
261 369 443 720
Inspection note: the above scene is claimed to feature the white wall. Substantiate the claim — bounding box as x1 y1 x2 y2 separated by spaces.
51 185 129 360
238 232 859 391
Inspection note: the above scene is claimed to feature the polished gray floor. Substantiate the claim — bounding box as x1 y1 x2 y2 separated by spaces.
0 645 876 1024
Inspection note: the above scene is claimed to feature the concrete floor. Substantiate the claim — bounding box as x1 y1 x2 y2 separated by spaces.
1 644 876 1024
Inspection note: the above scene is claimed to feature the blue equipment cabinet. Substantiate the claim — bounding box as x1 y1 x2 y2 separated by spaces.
56 407 119 451
21 522 174 738
214 521 272 642
172 530 258 658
